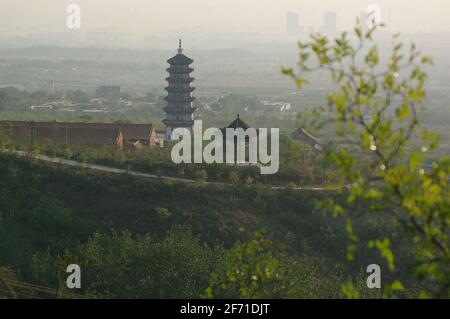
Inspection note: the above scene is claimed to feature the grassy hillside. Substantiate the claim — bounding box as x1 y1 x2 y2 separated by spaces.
0 152 420 298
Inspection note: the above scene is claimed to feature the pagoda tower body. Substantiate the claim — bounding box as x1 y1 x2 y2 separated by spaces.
163 40 196 140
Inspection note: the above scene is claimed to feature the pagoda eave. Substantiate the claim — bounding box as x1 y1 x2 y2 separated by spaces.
163 119 195 127
166 67 194 74
163 106 197 113
165 77 195 83
164 97 195 103
165 87 195 93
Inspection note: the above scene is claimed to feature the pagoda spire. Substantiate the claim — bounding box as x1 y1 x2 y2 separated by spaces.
178 39 183 54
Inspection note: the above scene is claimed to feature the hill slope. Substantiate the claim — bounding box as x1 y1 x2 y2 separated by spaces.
0 153 416 298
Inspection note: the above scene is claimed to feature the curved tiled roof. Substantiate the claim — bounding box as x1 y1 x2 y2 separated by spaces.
226 114 251 130
167 53 193 65
291 127 323 152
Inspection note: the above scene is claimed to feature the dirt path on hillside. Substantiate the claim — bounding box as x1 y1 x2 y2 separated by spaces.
10 150 346 192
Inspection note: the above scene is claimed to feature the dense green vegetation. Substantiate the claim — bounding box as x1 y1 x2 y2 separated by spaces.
0 152 421 298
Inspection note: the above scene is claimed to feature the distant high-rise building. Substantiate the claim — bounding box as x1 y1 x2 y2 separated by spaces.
45 80 55 95
286 11 300 36
323 11 337 35
306 26 316 35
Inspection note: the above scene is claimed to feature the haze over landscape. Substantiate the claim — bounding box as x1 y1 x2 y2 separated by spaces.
0 0 449 300
1 0 450 35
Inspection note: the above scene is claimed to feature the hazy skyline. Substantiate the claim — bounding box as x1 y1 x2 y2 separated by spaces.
1 0 450 35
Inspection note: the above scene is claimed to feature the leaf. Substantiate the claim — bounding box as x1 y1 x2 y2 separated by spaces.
396 103 410 121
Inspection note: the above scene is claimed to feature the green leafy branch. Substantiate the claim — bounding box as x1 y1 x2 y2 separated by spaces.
284 20 449 297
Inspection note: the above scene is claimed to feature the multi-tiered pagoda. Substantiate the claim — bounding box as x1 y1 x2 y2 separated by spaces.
163 40 196 140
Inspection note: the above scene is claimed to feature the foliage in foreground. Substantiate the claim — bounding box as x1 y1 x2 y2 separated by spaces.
25 228 348 299
283 21 449 297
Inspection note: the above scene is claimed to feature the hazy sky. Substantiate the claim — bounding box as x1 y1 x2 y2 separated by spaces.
1 0 450 34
